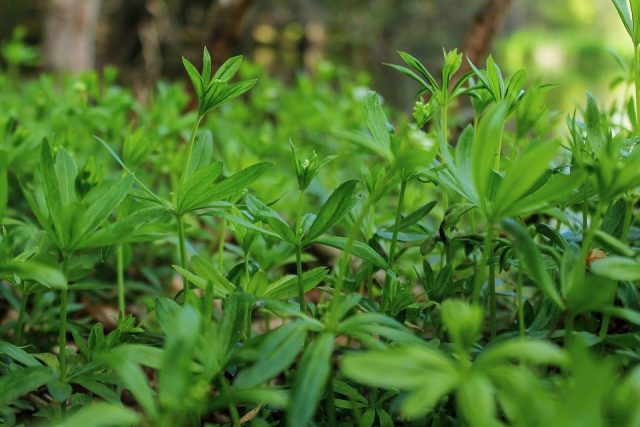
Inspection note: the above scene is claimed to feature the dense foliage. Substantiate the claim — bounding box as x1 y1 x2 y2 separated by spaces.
3 1 640 426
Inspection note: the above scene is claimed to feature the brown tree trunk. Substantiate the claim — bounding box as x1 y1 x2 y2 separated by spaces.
460 0 513 68
203 0 257 66
43 0 102 72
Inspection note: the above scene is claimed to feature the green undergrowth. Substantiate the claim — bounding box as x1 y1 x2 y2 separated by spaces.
2 1 640 426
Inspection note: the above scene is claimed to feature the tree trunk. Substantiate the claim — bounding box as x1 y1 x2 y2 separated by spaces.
460 0 513 67
43 0 102 72
203 0 258 66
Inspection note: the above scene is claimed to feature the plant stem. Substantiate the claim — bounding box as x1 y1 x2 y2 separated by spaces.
218 376 240 426
472 221 494 306
599 198 634 339
634 43 640 135
116 244 125 318
326 367 337 427
177 214 191 304
517 268 525 338
296 245 305 313
388 178 407 268
295 189 306 313
488 260 497 338
59 256 69 381
180 115 204 186
381 177 408 313
16 288 28 345
564 313 575 347
218 219 226 270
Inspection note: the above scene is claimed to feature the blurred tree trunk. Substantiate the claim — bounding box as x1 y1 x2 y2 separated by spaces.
460 0 512 67
203 0 257 66
43 0 102 72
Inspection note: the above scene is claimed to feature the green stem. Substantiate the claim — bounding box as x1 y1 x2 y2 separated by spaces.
180 115 204 186
388 178 407 268
599 198 634 339
472 221 494 305
381 177 408 313
177 214 191 304
59 256 69 380
296 245 305 313
16 288 28 345
564 313 575 347
517 268 525 338
218 219 226 270
218 376 240 426
116 244 125 318
296 190 306 313
326 368 336 427
634 43 640 135
489 260 497 338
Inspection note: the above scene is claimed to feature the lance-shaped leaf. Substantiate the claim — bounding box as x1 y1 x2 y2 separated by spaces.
179 162 271 213
40 139 64 245
302 180 359 245
3 260 66 289
264 267 328 299
502 219 565 309
471 102 508 207
311 236 388 269
0 366 56 407
72 176 133 248
363 91 392 160
288 333 335 427
75 206 166 249
245 194 296 244
235 321 308 388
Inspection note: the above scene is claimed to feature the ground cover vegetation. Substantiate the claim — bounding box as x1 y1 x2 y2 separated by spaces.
2 1 640 426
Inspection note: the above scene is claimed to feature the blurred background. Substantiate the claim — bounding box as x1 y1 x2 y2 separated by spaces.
0 0 631 110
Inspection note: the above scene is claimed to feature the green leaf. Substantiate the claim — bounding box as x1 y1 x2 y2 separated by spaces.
4 259 67 289
363 91 392 160
245 194 296 244
109 355 159 419
185 130 214 177
471 102 508 205
55 147 77 206
40 139 64 244
235 321 307 387
312 236 388 269
475 339 567 369
205 162 272 204
74 176 133 247
457 374 499 427
263 267 328 299
182 56 203 101
601 306 640 325
441 299 483 353
177 161 224 213
492 141 558 218
612 0 634 39
213 55 243 82
502 219 565 309
341 345 456 390
397 51 439 92
0 366 56 406
302 180 359 245
593 230 635 257
590 256 640 281
0 153 6 219
159 305 200 411
76 206 166 249
399 200 437 229
55 402 139 427
0 341 42 367
288 333 335 427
